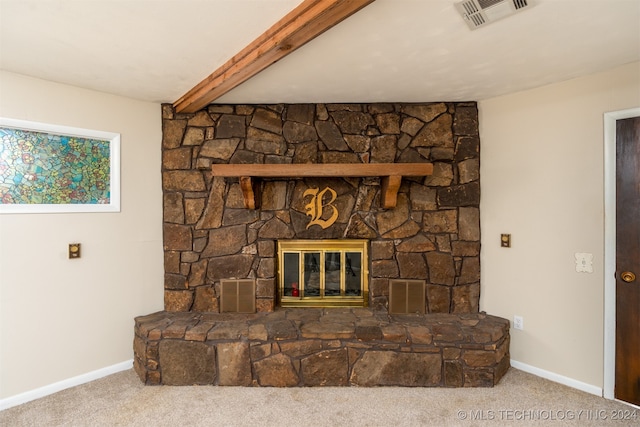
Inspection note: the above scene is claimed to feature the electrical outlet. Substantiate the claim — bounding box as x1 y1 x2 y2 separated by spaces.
513 315 524 330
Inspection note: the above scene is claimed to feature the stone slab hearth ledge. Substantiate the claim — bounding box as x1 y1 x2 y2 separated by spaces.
133 308 510 387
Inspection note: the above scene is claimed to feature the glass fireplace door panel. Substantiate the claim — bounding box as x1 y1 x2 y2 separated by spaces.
345 252 362 296
324 252 341 296
283 252 300 297
303 252 321 297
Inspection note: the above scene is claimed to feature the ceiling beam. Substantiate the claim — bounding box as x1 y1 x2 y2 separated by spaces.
173 0 376 113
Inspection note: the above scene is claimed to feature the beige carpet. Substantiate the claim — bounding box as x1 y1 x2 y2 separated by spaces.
1 368 637 426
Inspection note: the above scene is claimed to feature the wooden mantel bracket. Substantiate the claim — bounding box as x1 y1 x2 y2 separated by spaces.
211 163 433 209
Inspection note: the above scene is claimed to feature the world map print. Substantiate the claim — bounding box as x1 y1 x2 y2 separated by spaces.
0 127 111 205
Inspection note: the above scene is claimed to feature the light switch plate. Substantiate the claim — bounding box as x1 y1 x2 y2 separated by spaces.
575 252 593 273
68 243 81 259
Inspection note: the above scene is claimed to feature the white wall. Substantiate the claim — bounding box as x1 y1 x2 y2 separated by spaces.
0 71 164 399
2 62 638 402
479 62 640 390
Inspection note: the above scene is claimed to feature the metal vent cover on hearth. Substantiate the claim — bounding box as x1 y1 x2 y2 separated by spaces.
220 279 256 313
389 279 426 314
455 0 532 30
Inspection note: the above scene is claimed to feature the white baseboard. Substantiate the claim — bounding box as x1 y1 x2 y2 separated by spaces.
511 360 602 397
0 359 133 411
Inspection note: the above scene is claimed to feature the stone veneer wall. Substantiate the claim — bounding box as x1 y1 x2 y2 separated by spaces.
161 102 480 314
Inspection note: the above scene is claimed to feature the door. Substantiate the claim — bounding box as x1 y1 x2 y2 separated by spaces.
615 116 640 405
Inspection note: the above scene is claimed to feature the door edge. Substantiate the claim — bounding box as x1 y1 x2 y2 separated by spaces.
603 107 640 400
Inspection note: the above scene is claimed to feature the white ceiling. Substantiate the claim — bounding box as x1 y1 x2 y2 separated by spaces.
1 0 638 105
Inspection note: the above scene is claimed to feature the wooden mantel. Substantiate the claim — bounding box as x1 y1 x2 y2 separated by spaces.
211 163 433 209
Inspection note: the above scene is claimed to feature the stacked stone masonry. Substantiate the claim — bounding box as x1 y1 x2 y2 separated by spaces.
161 102 481 313
134 309 510 387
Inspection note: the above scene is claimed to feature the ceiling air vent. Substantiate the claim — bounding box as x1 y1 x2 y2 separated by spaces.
455 0 532 30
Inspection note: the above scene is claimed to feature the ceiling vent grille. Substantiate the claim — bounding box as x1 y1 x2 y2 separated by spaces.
455 0 532 30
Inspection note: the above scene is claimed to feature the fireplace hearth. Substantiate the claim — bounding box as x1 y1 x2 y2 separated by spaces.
134 308 510 387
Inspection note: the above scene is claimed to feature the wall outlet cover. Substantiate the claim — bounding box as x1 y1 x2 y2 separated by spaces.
513 315 524 330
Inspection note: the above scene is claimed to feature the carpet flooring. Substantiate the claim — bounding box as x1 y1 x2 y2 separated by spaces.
1 368 638 426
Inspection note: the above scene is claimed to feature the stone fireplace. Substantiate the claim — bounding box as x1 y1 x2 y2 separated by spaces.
133 102 510 387
161 102 481 313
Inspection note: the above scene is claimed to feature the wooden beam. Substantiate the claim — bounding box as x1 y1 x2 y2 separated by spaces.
173 0 376 113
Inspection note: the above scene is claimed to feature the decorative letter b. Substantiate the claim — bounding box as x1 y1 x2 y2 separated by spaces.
304 187 339 229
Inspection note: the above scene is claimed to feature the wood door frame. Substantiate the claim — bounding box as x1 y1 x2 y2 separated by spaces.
603 107 640 401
